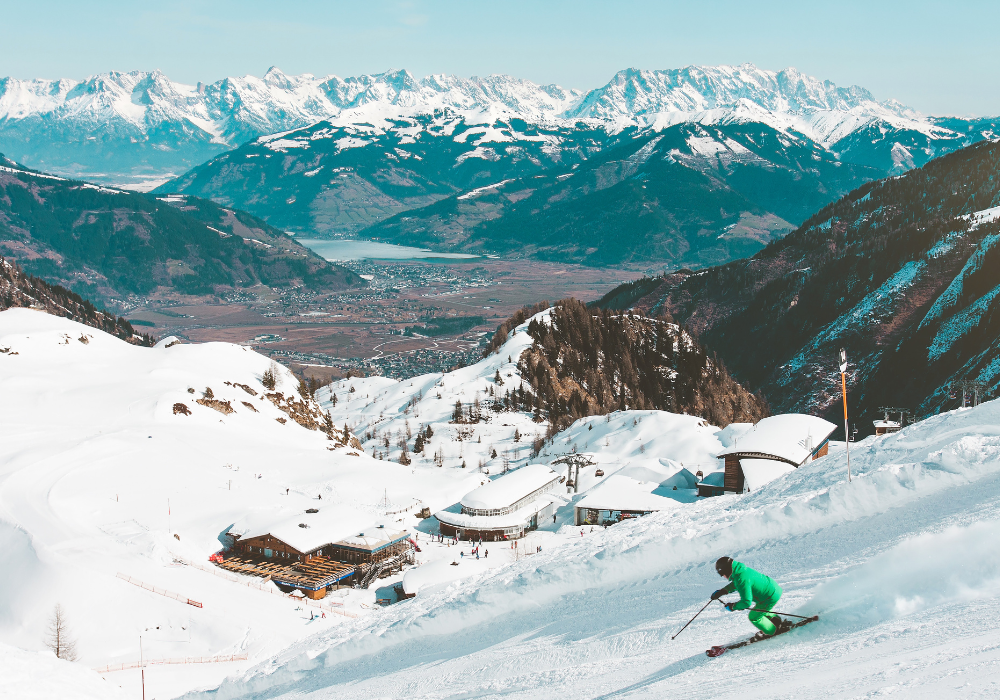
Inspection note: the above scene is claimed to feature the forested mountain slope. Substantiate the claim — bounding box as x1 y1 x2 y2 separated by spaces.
149 65 998 269
593 140 1000 433
0 155 363 306
482 301 767 432
155 114 621 236
0 255 152 345
363 121 881 267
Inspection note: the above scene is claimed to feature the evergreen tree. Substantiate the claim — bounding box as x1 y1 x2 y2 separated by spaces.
262 365 276 390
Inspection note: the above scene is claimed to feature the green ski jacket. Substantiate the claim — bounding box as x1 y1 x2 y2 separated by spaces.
719 560 782 610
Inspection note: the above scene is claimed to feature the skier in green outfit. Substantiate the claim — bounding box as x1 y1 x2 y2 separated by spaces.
711 556 787 639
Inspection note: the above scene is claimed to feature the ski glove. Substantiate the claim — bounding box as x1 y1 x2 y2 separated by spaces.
724 602 736 611
710 589 725 600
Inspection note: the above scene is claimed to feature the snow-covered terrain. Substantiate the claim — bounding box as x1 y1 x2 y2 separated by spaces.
0 308 490 698
5 305 1000 698
195 391 1000 699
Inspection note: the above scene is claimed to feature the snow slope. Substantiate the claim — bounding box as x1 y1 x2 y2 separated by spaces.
0 307 491 698
0 306 737 698
192 399 1000 698
8 304 1000 698
0 642 127 700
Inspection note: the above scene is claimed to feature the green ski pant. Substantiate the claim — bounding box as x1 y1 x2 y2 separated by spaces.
747 594 781 635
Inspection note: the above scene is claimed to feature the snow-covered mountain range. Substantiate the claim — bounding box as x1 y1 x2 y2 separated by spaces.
2 64 996 189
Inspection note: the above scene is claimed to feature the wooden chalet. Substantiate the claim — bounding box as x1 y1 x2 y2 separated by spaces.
873 420 901 436
573 474 683 526
715 414 837 494
223 512 412 598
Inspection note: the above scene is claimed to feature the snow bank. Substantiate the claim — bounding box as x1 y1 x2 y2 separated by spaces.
0 643 126 700
401 556 499 596
809 520 1000 625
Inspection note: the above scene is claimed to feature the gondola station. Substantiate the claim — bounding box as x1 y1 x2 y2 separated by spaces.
434 464 562 541
221 511 413 598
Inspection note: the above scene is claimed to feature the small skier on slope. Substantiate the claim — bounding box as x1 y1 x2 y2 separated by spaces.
711 556 786 639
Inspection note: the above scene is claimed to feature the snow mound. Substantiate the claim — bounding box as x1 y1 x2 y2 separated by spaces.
0 643 126 700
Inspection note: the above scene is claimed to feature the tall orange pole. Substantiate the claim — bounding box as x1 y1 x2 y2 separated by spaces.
840 348 851 482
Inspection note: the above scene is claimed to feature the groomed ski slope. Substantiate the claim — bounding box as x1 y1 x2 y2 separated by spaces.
195 401 1000 699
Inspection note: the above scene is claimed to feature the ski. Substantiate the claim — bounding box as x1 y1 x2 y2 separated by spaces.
706 615 818 657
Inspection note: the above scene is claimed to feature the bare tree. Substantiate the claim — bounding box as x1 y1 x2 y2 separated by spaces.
45 604 78 661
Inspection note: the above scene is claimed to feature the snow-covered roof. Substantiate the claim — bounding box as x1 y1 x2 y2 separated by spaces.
698 471 726 487
719 414 837 465
873 420 901 429
435 496 557 530
229 508 404 554
575 475 678 513
716 422 753 449
460 464 560 511
740 458 796 492
337 526 409 550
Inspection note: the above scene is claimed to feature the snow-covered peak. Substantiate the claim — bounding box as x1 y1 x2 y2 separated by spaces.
566 63 892 121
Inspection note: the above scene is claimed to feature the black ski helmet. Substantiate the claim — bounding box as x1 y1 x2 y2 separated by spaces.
715 556 733 577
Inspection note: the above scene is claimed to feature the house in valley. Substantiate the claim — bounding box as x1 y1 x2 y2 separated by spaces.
434 464 562 540
716 414 837 493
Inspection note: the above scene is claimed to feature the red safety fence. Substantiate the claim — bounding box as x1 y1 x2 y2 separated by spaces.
116 573 203 608
95 653 248 673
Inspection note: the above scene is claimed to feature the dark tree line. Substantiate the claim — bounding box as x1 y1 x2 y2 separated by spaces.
483 300 551 356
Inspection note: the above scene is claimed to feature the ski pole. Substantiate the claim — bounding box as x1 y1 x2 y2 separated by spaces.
671 599 720 640
766 611 814 620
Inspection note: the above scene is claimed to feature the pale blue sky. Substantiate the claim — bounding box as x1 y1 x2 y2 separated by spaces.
1 0 997 116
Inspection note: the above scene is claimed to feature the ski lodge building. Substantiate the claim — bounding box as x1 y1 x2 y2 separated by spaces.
574 473 690 525
220 511 412 598
714 414 837 493
434 464 562 541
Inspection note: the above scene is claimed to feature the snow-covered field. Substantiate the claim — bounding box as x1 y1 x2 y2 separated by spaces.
3 306 1000 699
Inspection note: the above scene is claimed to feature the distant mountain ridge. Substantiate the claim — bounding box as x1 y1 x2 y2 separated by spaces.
0 154 363 307
3 63 996 188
